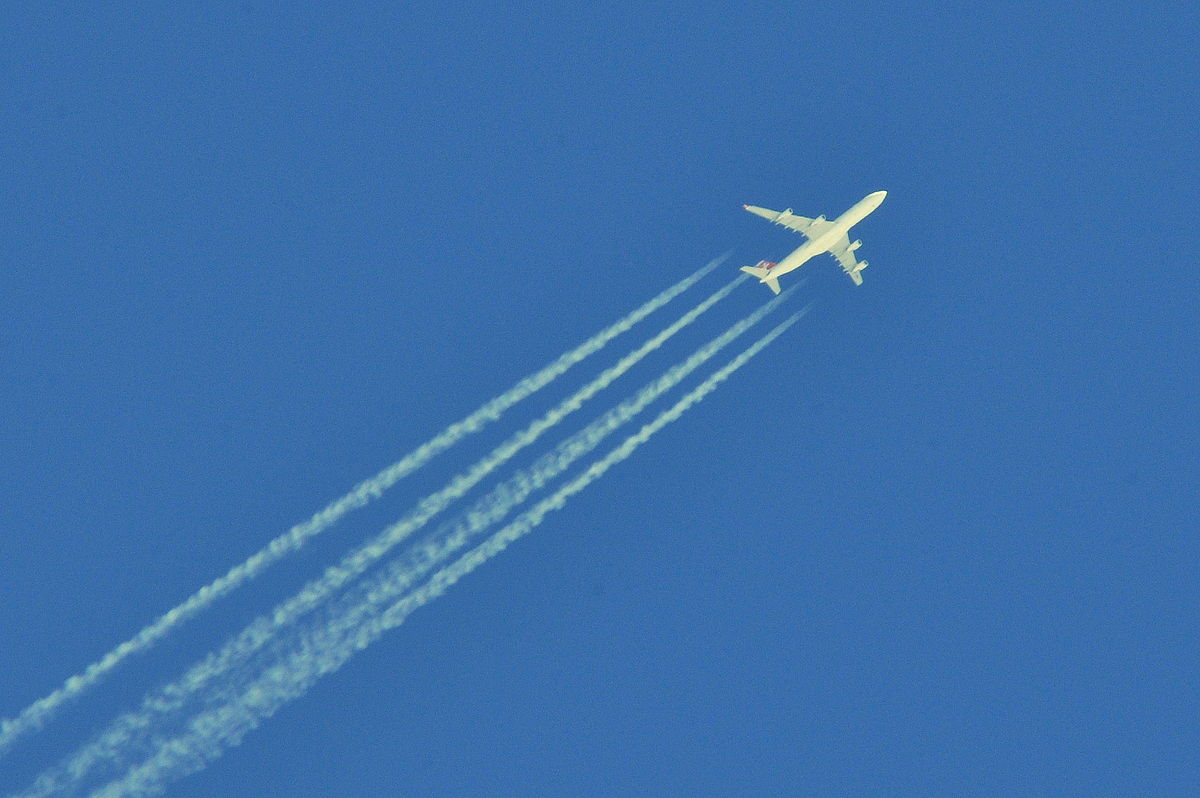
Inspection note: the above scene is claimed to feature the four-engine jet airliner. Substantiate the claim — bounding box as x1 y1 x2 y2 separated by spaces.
740 190 887 293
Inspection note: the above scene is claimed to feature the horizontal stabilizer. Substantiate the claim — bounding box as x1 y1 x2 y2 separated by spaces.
740 265 782 295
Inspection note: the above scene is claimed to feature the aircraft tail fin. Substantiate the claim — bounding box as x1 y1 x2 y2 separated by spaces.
740 264 782 295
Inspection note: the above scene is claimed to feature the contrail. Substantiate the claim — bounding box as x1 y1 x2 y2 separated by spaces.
308 287 804 671
196 286 799 716
0 255 725 757
15 272 747 798
85 311 805 798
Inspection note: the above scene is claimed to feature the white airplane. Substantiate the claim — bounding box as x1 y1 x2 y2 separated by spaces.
740 190 887 293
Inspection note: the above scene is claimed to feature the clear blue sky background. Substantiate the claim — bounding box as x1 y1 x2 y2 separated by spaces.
2 2 1196 796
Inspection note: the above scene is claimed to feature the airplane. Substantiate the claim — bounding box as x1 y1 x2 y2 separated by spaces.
740 190 887 293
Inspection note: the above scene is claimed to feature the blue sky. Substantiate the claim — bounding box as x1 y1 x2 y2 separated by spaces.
2 2 1196 795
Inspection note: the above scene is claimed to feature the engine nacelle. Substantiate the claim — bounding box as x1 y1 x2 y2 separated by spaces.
848 239 863 252
857 260 868 270
813 215 826 224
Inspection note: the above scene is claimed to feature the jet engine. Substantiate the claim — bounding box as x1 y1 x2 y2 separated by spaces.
847 239 863 252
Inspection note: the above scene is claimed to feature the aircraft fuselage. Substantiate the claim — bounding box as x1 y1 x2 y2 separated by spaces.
771 190 887 279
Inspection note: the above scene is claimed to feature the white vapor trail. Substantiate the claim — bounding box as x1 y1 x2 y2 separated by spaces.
0 255 724 757
87 310 805 798
15 271 745 798
196 284 799 718
333 288 803 631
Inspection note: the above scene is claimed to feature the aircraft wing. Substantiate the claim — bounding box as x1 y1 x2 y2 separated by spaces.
828 234 867 286
743 204 834 239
